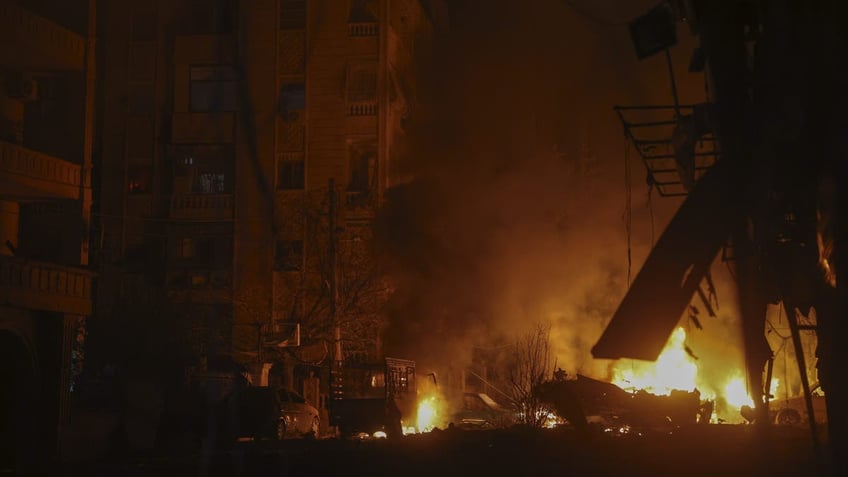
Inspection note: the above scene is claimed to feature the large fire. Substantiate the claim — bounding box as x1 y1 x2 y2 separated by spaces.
417 396 439 432
610 326 778 422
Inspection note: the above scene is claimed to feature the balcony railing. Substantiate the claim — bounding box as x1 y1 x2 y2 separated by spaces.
348 101 378 117
0 1 85 71
170 194 233 221
348 22 379 37
0 256 93 315
0 140 81 199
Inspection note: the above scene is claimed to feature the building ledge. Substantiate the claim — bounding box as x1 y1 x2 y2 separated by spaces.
0 2 85 71
0 140 81 200
0 256 93 315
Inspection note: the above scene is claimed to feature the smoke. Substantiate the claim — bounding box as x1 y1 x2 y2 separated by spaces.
375 0 721 381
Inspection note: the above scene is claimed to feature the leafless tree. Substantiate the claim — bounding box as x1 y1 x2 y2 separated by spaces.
266 185 389 365
507 321 555 428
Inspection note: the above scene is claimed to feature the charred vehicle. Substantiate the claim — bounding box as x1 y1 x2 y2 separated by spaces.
536 374 705 433
329 357 416 438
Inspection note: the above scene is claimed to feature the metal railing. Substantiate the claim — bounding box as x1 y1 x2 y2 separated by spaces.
170 194 233 220
348 22 378 37
347 101 378 117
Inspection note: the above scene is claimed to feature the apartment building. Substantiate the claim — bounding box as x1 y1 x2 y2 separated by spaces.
0 0 96 468
96 0 443 387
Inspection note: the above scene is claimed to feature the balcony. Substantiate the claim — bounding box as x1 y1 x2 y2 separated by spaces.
348 22 378 37
170 194 233 221
171 113 235 144
0 1 85 71
165 269 232 303
348 101 378 117
0 140 81 200
0 256 93 315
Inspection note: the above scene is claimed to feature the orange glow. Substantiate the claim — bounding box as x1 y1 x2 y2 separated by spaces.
611 327 698 395
610 327 781 422
417 396 440 432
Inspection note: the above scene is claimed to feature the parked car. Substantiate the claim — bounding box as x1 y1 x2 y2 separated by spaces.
234 387 319 440
276 388 321 438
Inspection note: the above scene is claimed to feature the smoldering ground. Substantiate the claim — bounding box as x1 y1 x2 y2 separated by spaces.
375 0 756 395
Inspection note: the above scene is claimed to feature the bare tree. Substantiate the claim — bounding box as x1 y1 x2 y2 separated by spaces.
267 185 388 365
507 322 555 428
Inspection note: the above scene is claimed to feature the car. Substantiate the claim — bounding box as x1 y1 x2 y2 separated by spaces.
770 383 828 426
234 386 320 440
276 388 321 438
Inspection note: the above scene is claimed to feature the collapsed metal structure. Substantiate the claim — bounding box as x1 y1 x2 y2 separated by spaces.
592 1 847 473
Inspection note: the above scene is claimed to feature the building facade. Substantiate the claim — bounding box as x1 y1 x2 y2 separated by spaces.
0 0 96 469
96 0 442 390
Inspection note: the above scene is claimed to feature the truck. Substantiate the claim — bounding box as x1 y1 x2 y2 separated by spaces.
329 357 416 438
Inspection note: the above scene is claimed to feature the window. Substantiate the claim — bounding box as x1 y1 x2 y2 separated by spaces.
174 236 233 267
348 141 376 193
346 63 377 102
181 237 196 258
279 83 306 122
280 0 306 30
168 144 233 193
278 156 305 190
190 66 239 112
349 0 378 22
127 166 152 194
198 173 226 193
181 0 235 34
275 240 303 271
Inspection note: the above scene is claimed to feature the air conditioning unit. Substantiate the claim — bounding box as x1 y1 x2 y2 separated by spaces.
4 74 39 101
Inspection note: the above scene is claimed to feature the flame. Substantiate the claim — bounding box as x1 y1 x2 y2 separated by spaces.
723 374 780 409
417 396 439 432
609 326 782 423
723 375 753 408
611 327 698 395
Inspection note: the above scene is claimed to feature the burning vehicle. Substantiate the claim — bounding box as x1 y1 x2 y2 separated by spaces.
741 383 828 426
536 373 707 434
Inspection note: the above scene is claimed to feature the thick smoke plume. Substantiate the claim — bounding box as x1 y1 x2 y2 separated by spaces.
376 0 755 393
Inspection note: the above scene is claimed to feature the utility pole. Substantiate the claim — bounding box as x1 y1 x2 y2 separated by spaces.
328 178 341 365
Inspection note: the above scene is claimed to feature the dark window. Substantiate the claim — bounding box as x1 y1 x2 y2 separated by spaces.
348 141 376 193
182 0 235 34
280 0 306 30
349 0 377 22
346 64 377 102
275 240 303 271
174 236 232 268
279 83 306 122
278 158 305 190
168 144 233 193
128 166 152 194
190 66 239 112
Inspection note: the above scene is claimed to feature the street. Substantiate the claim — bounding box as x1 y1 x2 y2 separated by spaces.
61 424 825 477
